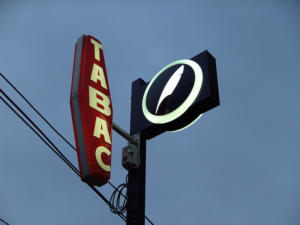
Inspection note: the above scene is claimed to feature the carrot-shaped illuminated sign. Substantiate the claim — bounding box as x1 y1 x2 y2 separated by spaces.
70 35 113 186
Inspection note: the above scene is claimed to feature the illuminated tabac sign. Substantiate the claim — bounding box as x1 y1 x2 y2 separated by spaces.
130 50 219 139
70 35 113 186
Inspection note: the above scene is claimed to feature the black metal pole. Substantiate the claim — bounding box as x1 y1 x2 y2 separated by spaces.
126 133 146 225
127 78 147 225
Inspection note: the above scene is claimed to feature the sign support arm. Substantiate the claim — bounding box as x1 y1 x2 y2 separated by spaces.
113 122 137 145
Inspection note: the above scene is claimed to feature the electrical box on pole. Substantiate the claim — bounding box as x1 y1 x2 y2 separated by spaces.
122 136 140 170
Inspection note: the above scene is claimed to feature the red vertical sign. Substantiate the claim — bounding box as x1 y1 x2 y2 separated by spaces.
70 35 113 186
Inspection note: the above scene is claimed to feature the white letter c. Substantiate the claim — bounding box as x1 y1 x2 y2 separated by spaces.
95 146 111 172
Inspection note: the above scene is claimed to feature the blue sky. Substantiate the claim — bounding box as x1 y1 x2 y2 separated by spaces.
0 1 299 224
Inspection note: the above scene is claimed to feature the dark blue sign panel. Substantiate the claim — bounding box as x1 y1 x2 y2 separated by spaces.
130 50 220 139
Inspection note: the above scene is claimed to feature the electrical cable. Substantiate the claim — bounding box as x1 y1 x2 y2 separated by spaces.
0 73 76 152
0 90 79 176
0 91 126 222
0 217 9 225
0 73 155 224
0 73 126 193
110 175 128 215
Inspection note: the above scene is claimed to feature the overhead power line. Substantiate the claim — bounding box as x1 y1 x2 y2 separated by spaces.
0 217 9 225
0 90 79 176
0 73 154 224
0 72 125 192
0 90 126 222
0 73 76 151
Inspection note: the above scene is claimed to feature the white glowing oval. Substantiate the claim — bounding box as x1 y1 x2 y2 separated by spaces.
169 113 203 133
142 59 203 124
